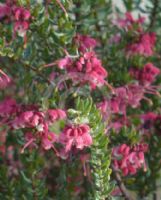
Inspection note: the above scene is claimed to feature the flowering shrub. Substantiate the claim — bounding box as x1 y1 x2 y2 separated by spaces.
1 0 161 199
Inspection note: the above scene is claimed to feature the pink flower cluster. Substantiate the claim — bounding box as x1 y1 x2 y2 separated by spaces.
15 108 66 152
0 98 17 118
116 12 145 31
0 1 31 37
58 51 108 89
98 83 151 117
127 33 156 57
45 34 107 89
0 98 66 152
116 13 156 57
13 6 31 37
0 98 93 157
130 63 160 86
59 124 92 154
113 143 148 176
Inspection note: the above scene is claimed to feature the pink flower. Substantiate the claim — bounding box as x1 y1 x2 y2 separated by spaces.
127 33 156 57
126 84 144 108
130 63 160 86
133 143 149 152
14 7 30 21
108 87 127 115
11 111 45 130
97 100 111 119
75 34 97 52
0 98 17 117
47 109 66 123
115 12 145 31
57 57 72 69
113 143 148 176
141 112 157 122
97 100 108 114
21 131 58 153
76 52 108 89
14 21 30 36
13 7 31 36
0 3 11 22
57 51 108 89
41 132 57 150
140 63 160 85
59 124 92 153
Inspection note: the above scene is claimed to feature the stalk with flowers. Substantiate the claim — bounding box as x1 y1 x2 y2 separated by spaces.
0 0 161 199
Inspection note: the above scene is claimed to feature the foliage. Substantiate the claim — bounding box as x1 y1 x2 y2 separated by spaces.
0 0 161 200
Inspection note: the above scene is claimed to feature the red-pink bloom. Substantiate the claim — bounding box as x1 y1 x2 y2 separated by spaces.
114 84 145 111
126 84 144 108
115 12 145 31
75 34 97 52
133 143 149 152
107 82 158 116
140 63 160 85
97 100 111 119
99 88 129 116
0 69 11 89
75 52 108 89
47 109 66 123
21 131 58 153
13 7 31 36
59 124 92 153
97 100 108 114
130 63 160 86
113 143 148 176
14 21 29 36
127 33 156 57
57 57 72 69
57 51 108 89
11 111 45 130
41 132 57 150
0 98 17 117
111 87 127 114
0 3 11 22
141 112 157 122
14 7 30 21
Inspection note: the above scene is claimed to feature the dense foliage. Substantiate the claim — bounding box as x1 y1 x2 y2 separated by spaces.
0 0 161 199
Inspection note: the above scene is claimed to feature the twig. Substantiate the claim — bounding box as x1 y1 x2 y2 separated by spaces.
15 59 51 85
111 165 134 200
